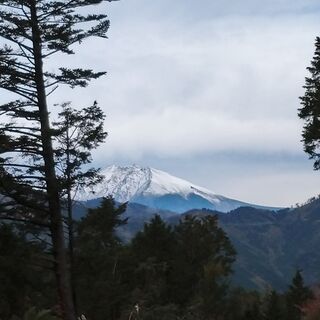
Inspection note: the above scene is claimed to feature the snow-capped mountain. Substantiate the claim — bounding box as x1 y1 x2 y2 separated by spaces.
79 165 277 213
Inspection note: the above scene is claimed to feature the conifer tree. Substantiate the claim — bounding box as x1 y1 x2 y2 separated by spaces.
0 0 114 318
286 270 313 320
131 214 176 263
172 215 236 307
129 215 177 308
264 290 285 320
74 197 127 320
53 101 107 312
299 37 320 169
0 223 54 319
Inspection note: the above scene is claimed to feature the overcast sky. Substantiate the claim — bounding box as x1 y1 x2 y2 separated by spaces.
48 0 320 207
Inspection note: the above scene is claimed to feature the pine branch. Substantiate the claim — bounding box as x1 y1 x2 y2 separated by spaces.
46 84 59 96
0 84 37 102
0 215 50 228
3 128 41 139
3 125 40 132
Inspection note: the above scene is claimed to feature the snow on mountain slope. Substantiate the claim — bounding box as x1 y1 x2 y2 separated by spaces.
78 165 277 213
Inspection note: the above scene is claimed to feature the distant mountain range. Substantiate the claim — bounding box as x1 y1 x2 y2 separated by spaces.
78 165 279 213
74 164 320 291
188 200 320 291
75 197 320 291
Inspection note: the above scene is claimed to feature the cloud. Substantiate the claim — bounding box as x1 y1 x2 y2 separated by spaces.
3 0 320 205
100 108 301 159
107 0 320 22
84 1 320 206
65 10 319 161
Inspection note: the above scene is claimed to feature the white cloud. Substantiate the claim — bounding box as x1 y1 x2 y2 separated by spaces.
215 170 320 207
72 11 319 161
3 0 320 205
99 108 301 159
87 2 320 205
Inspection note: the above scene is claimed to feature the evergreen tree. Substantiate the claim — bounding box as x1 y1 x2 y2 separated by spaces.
53 101 107 204
299 37 320 170
131 214 176 263
74 197 127 320
172 215 236 310
264 290 285 320
53 101 107 310
0 224 53 319
224 289 263 320
129 215 177 309
0 0 114 318
122 215 236 319
286 270 313 320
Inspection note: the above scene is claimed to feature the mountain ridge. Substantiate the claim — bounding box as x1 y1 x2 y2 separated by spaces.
77 164 280 213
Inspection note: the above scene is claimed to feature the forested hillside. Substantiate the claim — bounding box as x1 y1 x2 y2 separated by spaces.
1 197 318 320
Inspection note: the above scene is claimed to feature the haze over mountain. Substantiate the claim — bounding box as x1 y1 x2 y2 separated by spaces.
78 165 279 213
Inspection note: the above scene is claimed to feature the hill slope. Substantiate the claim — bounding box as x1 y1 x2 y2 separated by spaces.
74 197 320 290
178 200 320 290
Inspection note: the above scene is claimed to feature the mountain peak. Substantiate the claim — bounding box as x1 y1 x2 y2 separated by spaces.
78 164 279 213
96 165 216 202
101 165 152 202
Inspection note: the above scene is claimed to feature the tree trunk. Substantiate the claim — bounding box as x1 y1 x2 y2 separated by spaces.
29 1 76 319
67 164 77 314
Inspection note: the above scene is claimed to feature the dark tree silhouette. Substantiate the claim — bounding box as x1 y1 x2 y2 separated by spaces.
53 101 107 312
299 37 320 170
75 197 127 320
264 290 284 320
286 270 313 320
0 0 114 318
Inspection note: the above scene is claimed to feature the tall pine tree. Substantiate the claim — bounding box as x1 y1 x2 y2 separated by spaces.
299 37 320 169
0 0 114 318
53 101 107 311
286 270 313 320
74 197 127 320
264 290 284 320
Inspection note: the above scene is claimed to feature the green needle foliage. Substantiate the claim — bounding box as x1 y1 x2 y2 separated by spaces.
53 101 107 198
286 270 313 320
0 0 114 318
299 37 320 170
121 215 236 320
52 101 107 314
0 224 54 320
75 197 128 320
264 290 285 320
